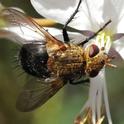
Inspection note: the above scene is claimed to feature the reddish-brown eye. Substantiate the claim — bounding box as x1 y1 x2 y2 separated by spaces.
89 44 99 57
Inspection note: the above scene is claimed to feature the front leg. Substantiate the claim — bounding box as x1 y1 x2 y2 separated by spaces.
62 0 82 43
62 28 70 42
80 20 112 46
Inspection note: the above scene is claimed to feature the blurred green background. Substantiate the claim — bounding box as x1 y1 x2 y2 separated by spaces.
0 0 124 124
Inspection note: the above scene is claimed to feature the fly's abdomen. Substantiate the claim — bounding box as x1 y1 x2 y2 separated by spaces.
19 43 50 78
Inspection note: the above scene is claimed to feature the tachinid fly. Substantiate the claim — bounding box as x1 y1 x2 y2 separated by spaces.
0 0 114 112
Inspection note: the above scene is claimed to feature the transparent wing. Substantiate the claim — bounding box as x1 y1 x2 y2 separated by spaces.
16 77 67 112
0 7 46 44
0 7 64 46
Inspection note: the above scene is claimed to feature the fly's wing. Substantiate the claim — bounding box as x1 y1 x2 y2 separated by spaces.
0 7 44 44
0 7 65 48
16 77 67 112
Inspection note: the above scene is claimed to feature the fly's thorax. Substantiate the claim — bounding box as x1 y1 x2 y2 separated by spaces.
84 44 109 77
46 38 67 56
47 44 86 79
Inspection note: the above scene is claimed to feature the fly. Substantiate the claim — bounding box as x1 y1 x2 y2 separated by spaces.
0 0 114 112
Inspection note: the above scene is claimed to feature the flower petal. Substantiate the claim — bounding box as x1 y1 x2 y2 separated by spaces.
109 0 124 21
30 0 104 30
90 71 104 124
0 26 44 45
30 0 79 24
102 0 117 31
102 0 124 32
90 69 113 124
112 38 124 59
117 16 124 33
111 33 124 41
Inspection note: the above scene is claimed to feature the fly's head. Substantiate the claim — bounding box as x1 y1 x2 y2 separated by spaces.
84 44 115 77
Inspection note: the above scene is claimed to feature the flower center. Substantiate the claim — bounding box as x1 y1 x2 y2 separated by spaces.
96 31 112 52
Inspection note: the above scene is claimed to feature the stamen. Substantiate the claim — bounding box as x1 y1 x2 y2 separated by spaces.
96 116 104 124
95 31 112 53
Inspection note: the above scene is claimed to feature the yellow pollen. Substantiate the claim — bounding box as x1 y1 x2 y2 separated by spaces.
96 31 112 49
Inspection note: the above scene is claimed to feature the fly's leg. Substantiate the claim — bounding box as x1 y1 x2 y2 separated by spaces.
62 0 111 46
62 0 82 43
80 20 112 46
69 78 90 85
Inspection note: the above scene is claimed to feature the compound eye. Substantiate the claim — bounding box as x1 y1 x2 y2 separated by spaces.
89 44 99 57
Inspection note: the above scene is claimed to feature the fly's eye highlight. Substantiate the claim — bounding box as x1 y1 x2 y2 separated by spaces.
89 44 100 58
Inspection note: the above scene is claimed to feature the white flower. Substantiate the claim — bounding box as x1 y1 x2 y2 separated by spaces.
30 0 124 124
0 4 85 46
